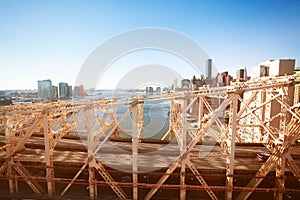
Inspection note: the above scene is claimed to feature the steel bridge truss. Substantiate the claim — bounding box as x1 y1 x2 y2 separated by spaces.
0 75 300 199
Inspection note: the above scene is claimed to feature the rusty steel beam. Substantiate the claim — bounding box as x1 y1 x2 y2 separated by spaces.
60 161 89 196
187 161 218 200
286 153 300 184
0 113 44 175
91 158 127 200
225 94 238 200
13 161 46 194
43 111 55 197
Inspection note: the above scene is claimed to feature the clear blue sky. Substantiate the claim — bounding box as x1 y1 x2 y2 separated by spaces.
1 0 300 90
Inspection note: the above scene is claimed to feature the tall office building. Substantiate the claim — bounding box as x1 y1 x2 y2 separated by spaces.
51 85 58 98
59 82 68 98
74 84 85 96
38 79 52 98
236 69 245 81
244 67 248 80
74 86 80 97
67 85 72 97
206 59 212 80
80 85 85 95
173 79 178 89
156 87 161 93
149 87 153 94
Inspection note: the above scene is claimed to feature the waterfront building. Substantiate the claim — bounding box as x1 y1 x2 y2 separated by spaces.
74 85 85 97
148 87 153 94
67 85 72 97
59 82 69 98
156 87 161 94
74 86 80 97
51 85 58 98
145 86 154 94
79 85 85 95
37 79 52 98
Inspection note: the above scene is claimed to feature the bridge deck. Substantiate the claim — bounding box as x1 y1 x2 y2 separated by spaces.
1 135 299 172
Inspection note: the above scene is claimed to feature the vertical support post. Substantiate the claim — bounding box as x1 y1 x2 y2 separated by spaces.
138 97 144 139
131 96 142 200
8 161 17 195
8 164 13 195
168 99 175 141
198 96 204 142
274 157 285 200
180 95 188 200
14 168 18 194
43 109 55 197
89 168 96 199
181 96 187 152
87 106 97 199
274 87 288 200
112 97 119 138
6 116 18 196
293 84 300 105
180 159 186 200
260 90 266 142
198 97 204 128
226 94 237 200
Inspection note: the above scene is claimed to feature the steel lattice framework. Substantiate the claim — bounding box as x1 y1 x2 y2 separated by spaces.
0 74 300 200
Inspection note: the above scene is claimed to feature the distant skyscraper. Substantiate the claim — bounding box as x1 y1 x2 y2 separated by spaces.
59 82 68 98
51 85 58 98
74 84 86 97
38 79 52 98
145 87 153 94
156 87 161 93
79 85 85 95
244 67 248 80
221 71 232 86
236 69 245 81
181 79 190 89
216 73 223 86
67 85 72 97
74 86 80 97
173 79 178 89
149 87 153 94
206 59 212 80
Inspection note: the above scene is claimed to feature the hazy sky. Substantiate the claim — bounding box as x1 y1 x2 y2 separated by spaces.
1 0 300 89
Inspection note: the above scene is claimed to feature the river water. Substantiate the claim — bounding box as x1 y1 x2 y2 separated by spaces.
82 91 170 140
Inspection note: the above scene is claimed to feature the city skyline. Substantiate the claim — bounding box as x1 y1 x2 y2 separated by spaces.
1 0 300 90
